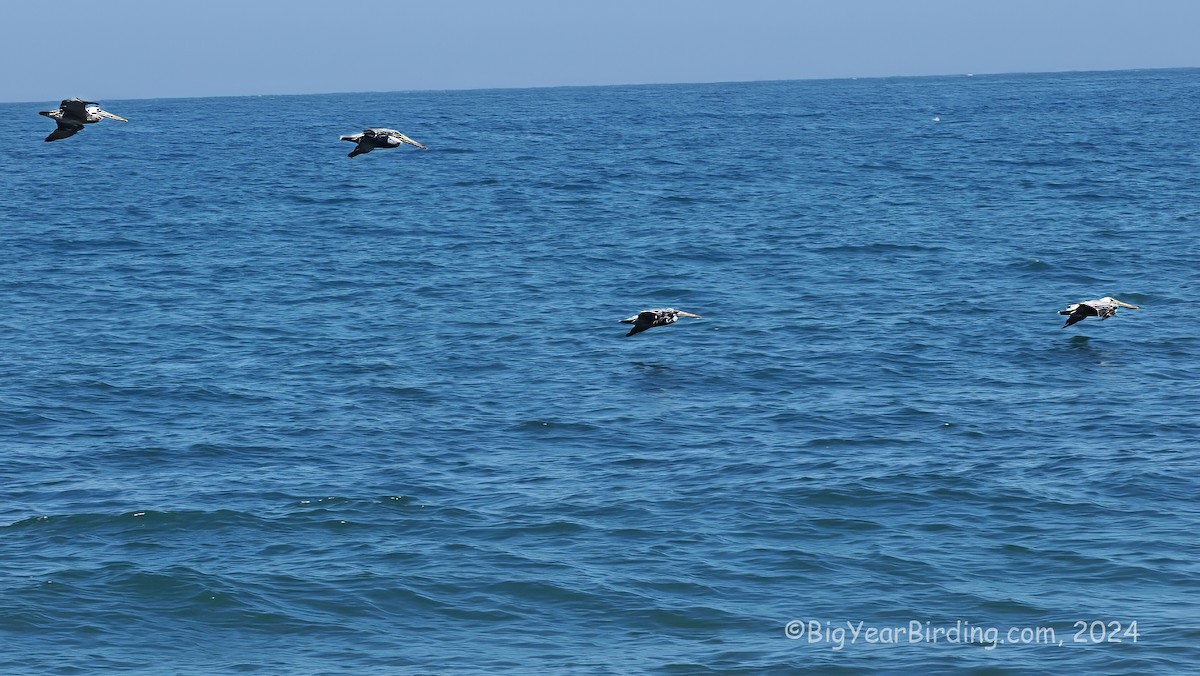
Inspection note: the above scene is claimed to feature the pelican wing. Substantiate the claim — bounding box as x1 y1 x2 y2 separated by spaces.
59 99 95 122
348 141 374 158
45 120 84 142
625 322 653 337
1060 304 1098 328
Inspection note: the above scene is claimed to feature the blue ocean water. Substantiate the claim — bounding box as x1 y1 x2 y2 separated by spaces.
1 69 1198 674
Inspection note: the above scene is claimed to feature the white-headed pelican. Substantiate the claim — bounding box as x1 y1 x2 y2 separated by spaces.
339 128 427 157
1060 297 1140 328
620 308 701 337
39 98 127 142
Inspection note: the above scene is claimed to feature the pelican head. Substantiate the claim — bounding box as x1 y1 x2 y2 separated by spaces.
89 106 128 122
1099 297 1140 309
392 132 426 150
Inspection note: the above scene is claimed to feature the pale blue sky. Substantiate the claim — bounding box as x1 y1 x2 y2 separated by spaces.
3 0 1197 103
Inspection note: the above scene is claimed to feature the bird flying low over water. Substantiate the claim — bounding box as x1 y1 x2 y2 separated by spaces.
39 98 128 142
620 308 701 336
1059 297 1140 328
340 128 427 157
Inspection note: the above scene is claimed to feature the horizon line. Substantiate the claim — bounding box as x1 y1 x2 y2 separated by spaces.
3 65 1195 106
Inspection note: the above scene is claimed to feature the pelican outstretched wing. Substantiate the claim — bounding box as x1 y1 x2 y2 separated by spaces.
45 120 84 142
1060 304 1097 328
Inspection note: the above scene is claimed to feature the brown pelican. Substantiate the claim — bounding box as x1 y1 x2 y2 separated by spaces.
39 98 128 142
620 308 701 336
1059 297 1140 328
339 128 427 157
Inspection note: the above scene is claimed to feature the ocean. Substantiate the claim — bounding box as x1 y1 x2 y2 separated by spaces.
1 69 1197 674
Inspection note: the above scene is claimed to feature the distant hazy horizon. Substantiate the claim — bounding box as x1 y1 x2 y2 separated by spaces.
6 65 1197 107
2 0 1197 104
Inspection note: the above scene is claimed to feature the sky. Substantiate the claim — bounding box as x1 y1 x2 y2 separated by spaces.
2 0 1198 103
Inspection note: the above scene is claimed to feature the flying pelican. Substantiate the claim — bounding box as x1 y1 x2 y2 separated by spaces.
339 128 427 157
39 98 128 142
620 308 701 336
1059 297 1140 328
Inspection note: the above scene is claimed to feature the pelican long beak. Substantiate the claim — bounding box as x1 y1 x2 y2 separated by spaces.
99 110 128 122
678 312 702 318
1114 300 1140 309
397 133 427 150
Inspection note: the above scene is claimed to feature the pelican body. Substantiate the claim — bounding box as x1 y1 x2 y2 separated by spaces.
620 308 701 336
39 98 128 142
340 128 427 157
1059 297 1140 328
